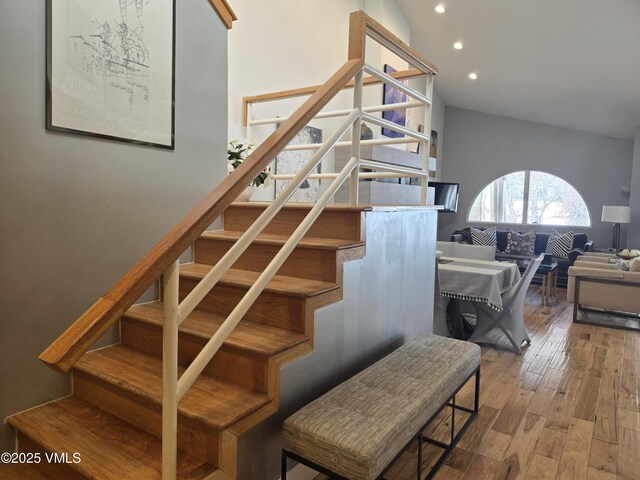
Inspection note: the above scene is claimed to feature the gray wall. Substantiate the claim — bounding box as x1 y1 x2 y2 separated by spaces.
438 107 634 248
628 126 640 246
236 208 438 480
0 1 228 451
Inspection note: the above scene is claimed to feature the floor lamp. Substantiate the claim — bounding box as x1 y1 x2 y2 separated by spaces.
601 205 631 252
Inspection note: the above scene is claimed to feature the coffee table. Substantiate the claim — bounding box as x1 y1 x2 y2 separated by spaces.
516 260 558 306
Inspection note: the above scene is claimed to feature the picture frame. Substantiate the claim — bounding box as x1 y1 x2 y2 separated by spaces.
46 0 176 149
275 126 323 202
381 64 407 138
430 129 438 158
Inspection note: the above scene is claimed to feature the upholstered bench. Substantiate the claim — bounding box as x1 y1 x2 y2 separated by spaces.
281 334 481 480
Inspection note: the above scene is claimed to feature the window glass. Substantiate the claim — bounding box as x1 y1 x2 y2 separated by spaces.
468 171 525 223
527 171 590 226
468 171 590 226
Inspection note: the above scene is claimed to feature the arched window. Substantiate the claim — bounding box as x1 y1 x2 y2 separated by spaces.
468 171 591 226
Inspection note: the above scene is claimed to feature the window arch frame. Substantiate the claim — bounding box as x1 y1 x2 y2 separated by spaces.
467 170 592 227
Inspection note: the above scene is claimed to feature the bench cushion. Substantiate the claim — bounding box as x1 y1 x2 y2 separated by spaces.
283 334 480 480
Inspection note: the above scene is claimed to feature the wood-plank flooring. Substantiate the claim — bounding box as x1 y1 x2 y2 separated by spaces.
315 290 640 480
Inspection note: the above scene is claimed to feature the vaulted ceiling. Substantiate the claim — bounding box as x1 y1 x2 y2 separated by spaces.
396 0 640 139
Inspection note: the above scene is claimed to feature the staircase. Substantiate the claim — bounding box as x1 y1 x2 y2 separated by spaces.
6 203 367 479
4 11 439 480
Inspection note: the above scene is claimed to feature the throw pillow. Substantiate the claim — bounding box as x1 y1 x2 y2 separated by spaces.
545 230 574 259
629 258 640 272
505 228 536 255
470 226 497 247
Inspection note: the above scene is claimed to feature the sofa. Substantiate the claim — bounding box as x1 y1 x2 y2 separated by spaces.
451 227 593 287
567 253 640 323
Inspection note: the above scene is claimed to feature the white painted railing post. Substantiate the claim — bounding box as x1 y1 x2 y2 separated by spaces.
162 259 179 480
420 140 429 206
421 73 435 206
245 102 253 142
349 69 364 205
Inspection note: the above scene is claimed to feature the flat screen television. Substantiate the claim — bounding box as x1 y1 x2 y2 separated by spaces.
430 182 459 213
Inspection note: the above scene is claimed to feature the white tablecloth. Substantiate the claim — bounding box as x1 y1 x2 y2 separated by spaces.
438 257 521 311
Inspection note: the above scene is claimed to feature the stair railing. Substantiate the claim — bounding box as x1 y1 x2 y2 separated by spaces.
38 10 437 479
244 64 436 203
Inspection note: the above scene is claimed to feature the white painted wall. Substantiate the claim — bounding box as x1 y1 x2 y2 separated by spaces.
228 0 413 138
228 0 364 142
227 0 424 200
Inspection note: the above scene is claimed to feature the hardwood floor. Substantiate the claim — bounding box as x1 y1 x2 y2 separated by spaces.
314 289 640 480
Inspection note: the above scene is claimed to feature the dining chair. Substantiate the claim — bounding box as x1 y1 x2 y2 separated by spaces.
452 243 496 261
435 241 496 261
469 253 544 354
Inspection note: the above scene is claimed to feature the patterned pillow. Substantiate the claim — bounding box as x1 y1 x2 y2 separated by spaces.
505 228 536 255
470 226 497 247
545 230 574 259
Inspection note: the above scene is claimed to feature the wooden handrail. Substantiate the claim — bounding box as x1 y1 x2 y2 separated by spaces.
348 11 439 75
39 59 362 373
209 0 237 29
242 68 426 126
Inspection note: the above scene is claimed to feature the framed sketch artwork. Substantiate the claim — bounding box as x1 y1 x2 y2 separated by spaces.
47 0 176 149
275 126 323 203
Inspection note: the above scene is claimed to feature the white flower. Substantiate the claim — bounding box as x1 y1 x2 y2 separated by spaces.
263 169 273 186
227 139 269 186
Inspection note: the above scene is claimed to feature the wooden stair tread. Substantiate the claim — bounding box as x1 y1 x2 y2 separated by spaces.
126 302 309 356
0 464 48 480
200 230 364 250
75 345 271 429
7 397 216 480
230 201 372 212
180 264 340 298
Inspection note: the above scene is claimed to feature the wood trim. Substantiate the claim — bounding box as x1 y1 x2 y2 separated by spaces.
356 11 439 75
209 0 237 29
242 68 425 126
348 9 367 61
39 59 363 374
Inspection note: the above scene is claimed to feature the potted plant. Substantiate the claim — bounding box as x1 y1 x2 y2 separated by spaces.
227 140 272 200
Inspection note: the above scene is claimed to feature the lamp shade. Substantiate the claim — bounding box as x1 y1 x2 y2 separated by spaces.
601 205 631 223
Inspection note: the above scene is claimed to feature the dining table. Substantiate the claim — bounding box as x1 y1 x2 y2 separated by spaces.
436 257 521 338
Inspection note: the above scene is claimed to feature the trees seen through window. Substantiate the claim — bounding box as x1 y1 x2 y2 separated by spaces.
468 171 590 226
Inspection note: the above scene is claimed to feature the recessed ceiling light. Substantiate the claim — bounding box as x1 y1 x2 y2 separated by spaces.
453 41 463 50
435 4 446 13
468 72 478 80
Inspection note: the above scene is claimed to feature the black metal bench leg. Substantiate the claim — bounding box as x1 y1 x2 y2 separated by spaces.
417 433 423 479
474 369 480 414
451 395 456 446
282 451 287 480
